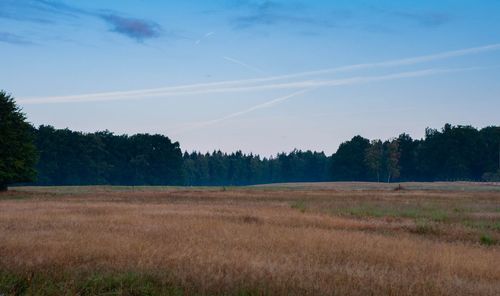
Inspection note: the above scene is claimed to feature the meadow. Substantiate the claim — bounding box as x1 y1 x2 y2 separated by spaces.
1 182 499 295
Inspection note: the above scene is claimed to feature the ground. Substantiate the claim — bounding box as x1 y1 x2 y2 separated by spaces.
0 182 499 295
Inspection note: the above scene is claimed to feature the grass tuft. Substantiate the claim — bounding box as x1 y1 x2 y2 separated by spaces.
290 201 307 213
480 234 497 246
412 219 439 235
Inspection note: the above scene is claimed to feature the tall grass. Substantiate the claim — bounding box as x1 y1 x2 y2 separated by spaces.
1 185 499 295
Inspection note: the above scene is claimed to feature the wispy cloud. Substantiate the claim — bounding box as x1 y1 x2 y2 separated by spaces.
0 32 34 45
17 43 500 104
100 14 161 42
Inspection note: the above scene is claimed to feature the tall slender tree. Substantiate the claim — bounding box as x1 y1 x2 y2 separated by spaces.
365 140 383 182
385 139 400 183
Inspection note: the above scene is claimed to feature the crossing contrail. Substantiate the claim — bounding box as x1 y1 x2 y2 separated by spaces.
18 43 500 104
19 67 468 104
172 67 470 134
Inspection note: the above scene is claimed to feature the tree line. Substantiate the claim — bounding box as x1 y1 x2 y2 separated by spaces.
29 124 500 186
1 91 500 189
331 126 500 182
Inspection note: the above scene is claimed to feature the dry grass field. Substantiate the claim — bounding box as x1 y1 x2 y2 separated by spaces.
1 182 500 295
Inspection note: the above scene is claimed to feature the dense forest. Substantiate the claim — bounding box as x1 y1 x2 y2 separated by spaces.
33 125 183 186
27 124 500 186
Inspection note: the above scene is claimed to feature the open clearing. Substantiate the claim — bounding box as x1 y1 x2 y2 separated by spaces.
1 182 500 295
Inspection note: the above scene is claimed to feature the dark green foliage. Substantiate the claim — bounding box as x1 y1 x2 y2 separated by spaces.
335 124 500 183
397 133 419 181
480 234 496 246
182 149 330 186
414 125 500 181
0 91 37 190
0 271 184 296
417 124 486 180
331 136 370 181
33 126 183 186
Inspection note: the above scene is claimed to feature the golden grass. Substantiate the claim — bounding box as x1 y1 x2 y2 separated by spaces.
1 184 500 295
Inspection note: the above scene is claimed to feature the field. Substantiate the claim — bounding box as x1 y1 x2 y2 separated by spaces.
1 183 500 295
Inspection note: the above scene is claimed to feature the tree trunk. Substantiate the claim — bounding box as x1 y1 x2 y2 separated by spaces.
0 183 7 192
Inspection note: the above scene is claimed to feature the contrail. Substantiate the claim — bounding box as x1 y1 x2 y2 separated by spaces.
267 43 500 80
19 66 489 104
18 43 500 104
172 89 313 135
19 68 456 104
195 31 215 45
223 56 267 75
172 67 471 134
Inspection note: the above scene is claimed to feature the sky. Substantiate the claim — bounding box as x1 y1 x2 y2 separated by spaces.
1 0 500 156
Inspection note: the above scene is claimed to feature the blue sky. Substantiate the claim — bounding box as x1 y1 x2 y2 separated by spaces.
1 0 500 155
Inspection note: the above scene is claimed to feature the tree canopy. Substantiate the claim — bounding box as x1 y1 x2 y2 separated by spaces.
33 126 183 186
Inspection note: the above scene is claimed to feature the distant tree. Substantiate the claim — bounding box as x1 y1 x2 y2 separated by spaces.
128 134 183 185
479 126 500 175
0 91 37 191
365 140 383 182
417 124 484 181
396 133 419 181
331 136 370 181
384 139 400 183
